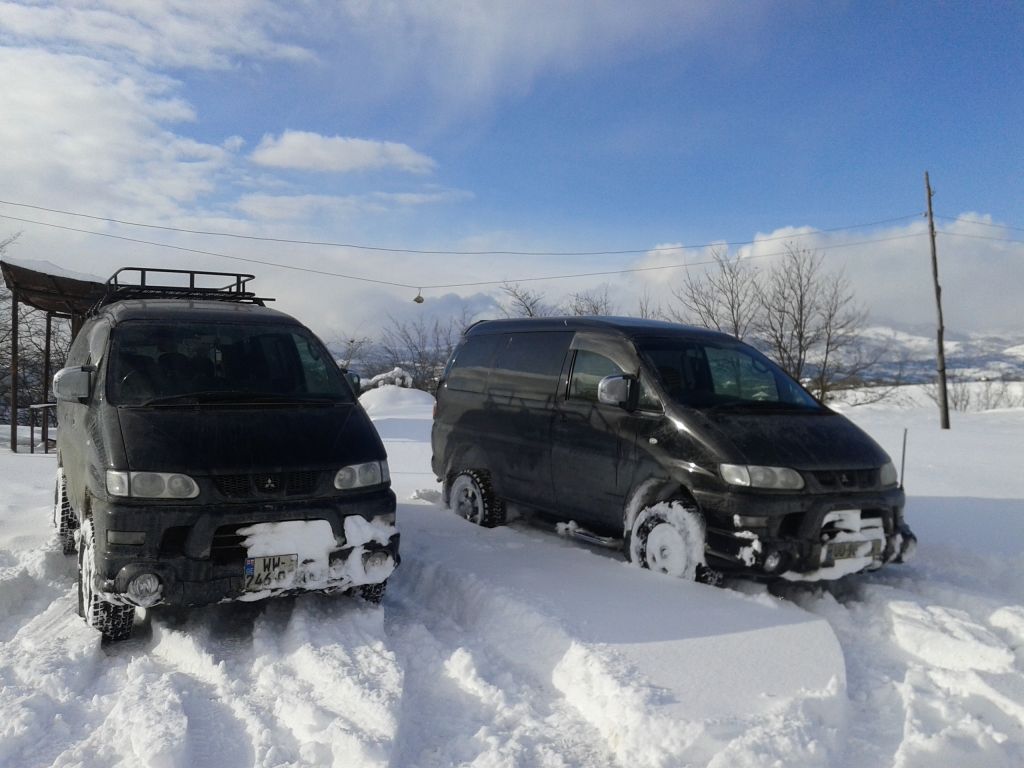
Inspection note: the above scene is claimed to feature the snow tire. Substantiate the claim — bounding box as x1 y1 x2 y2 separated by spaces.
358 580 388 604
449 470 506 528
77 520 135 642
54 466 78 555
627 501 707 581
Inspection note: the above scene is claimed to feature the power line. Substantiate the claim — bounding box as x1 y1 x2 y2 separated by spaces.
0 198 922 256
0 210 929 290
936 230 1024 246
934 213 1024 233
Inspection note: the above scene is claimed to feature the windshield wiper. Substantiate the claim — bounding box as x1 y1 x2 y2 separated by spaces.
140 390 346 406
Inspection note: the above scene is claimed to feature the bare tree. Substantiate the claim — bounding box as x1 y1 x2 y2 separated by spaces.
326 333 374 370
755 246 824 384
499 282 555 318
669 248 759 339
566 285 615 316
635 286 662 320
371 308 475 391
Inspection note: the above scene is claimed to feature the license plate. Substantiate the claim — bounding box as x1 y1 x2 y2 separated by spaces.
830 540 881 560
244 554 298 591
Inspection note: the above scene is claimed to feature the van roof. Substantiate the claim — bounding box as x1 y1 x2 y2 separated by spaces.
99 299 299 326
465 316 735 343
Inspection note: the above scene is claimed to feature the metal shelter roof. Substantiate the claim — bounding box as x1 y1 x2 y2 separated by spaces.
1 259 106 320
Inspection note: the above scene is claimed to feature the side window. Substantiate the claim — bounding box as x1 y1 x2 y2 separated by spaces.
66 323 93 367
86 322 110 367
294 333 335 393
489 331 571 400
569 350 623 402
447 334 502 393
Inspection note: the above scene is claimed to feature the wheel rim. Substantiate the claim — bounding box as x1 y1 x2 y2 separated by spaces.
644 522 691 577
452 478 483 524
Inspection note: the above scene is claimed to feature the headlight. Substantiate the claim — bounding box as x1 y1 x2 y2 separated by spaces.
106 470 199 499
334 460 390 490
720 464 805 490
880 461 899 487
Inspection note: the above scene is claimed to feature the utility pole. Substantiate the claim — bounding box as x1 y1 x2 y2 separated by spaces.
925 171 950 429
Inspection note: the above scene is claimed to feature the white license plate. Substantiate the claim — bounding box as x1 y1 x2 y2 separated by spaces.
831 540 881 560
244 554 298 590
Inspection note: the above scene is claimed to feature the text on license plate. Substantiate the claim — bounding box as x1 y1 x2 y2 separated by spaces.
831 540 881 560
244 554 298 590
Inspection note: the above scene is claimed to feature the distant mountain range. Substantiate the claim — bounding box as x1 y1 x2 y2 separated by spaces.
858 325 1024 383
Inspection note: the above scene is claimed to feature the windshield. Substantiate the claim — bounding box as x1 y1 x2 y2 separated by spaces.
108 321 355 406
636 337 823 411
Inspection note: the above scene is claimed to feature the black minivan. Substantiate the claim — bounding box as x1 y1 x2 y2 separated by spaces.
431 317 914 583
54 269 398 640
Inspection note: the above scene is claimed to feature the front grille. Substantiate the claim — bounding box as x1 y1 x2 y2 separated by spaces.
210 525 247 563
214 471 322 498
811 469 877 490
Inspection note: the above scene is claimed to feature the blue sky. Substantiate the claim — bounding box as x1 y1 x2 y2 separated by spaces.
1 1 1022 336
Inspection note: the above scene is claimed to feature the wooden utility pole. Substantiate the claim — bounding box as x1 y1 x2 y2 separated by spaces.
925 171 950 429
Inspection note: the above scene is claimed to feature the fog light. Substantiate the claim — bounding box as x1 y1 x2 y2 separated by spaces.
363 551 390 569
763 550 784 573
126 573 163 607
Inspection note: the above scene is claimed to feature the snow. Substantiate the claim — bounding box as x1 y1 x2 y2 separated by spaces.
1 386 1023 766
0 255 107 284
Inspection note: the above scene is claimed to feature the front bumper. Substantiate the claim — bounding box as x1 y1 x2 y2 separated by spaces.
89 488 398 607
692 485 913 580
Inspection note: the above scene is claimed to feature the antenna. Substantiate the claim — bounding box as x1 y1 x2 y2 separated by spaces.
899 427 908 489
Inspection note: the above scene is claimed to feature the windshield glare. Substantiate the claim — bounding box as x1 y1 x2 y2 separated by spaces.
637 338 822 411
108 321 354 405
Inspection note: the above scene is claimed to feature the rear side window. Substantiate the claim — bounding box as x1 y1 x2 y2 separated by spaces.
489 331 572 401
447 334 502 393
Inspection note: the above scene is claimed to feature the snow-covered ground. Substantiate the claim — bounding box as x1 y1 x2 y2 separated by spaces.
1 386 1023 767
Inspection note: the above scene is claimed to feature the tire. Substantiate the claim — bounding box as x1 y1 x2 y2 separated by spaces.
627 501 706 581
54 467 78 555
78 520 135 642
448 470 506 528
358 580 387 604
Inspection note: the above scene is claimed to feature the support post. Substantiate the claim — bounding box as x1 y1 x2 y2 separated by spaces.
925 171 950 430
9 289 18 452
42 313 52 452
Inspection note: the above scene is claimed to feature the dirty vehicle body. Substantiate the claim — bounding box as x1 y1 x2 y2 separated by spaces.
431 317 915 583
54 269 398 640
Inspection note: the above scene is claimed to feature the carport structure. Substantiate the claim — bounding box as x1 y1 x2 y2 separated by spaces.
1 259 105 452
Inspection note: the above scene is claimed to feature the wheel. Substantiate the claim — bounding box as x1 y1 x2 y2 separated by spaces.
358 580 387 604
448 470 506 528
627 501 706 580
54 467 78 555
78 519 135 642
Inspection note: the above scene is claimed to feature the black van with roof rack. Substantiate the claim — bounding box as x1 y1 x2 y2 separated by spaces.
432 317 915 583
53 268 398 641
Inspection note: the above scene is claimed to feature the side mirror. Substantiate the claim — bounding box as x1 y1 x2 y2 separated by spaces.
597 374 637 410
53 366 93 403
344 370 362 393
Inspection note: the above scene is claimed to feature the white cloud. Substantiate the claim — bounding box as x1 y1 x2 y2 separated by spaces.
315 0 755 108
0 0 310 69
250 131 436 175
627 220 1024 334
0 47 228 215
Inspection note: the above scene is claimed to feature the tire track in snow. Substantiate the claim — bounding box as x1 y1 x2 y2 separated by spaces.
385 586 617 768
781 556 1024 768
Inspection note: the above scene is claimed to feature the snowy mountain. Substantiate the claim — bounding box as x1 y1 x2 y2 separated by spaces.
855 325 1024 383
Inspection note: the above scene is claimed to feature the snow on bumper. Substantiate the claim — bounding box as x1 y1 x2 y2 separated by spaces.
95 511 399 608
233 516 400 602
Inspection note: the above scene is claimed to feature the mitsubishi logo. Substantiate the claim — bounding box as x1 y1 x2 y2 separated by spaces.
261 476 278 491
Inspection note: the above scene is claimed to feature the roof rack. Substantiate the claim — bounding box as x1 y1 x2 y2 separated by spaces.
91 267 274 312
